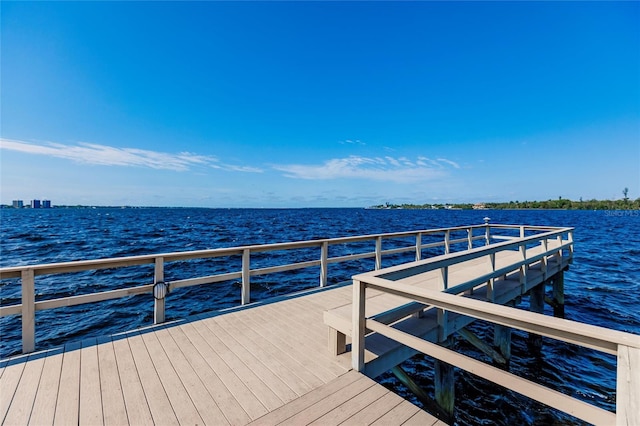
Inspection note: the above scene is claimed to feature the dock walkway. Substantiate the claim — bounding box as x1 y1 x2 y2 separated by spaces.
0 285 441 425
2 223 638 425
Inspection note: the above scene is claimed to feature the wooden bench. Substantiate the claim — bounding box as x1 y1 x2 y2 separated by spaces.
322 251 564 379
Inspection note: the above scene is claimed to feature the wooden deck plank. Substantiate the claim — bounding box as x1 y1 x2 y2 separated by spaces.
258 301 353 372
231 308 336 385
248 371 363 426
214 312 320 394
96 336 129 426
260 300 339 352
181 321 268 420
308 377 390 425
370 400 420 425
110 335 153 425
205 316 300 404
255 305 351 374
232 309 344 383
53 341 82 426
140 329 205 425
153 327 230 425
2 354 44 425
0 358 26 423
79 338 104 425
402 409 445 426
28 348 63 426
126 332 179 425
339 391 403 425
167 325 252 425
278 373 378 425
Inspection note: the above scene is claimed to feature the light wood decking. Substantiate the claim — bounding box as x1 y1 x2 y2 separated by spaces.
0 285 441 425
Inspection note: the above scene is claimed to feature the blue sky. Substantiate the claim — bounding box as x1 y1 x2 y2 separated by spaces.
1 1 638 207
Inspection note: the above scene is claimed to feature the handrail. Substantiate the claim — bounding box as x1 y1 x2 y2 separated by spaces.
351 231 640 426
1 223 563 354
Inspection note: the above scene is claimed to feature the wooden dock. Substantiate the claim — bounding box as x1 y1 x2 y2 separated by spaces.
1 223 638 425
1 285 442 425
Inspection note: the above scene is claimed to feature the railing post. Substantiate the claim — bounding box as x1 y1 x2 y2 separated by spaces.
375 236 382 270
352 279 366 372
555 234 563 266
487 253 496 302
21 269 35 353
568 230 574 260
541 238 548 278
467 228 473 250
153 257 165 324
444 230 450 255
439 266 448 290
320 241 328 287
242 248 251 305
519 243 528 292
617 345 640 426
484 217 491 246
520 226 525 238
415 233 422 261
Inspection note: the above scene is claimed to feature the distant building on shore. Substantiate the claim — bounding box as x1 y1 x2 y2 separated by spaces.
42 200 52 208
31 199 41 209
12 200 24 208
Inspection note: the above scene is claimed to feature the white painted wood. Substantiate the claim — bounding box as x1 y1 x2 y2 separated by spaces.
179 322 268 421
363 278 640 354
444 230 450 254
196 318 285 412
617 345 640 426
126 332 179 425
375 236 382 270
141 330 206 425
352 280 366 371
2 353 44 425
29 348 64 425
154 327 230 425
370 399 420 425
278 373 376 426
242 248 251 305
153 256 165 324
212 315 308 400
21 269 35 353
248 371 362 426
367 318 616 425
110 335 154 425
53 341 82 426
415 233 422 261
307 378 388 425
343 391 403 424
320 241 328 287
35 284 153 311
0 358 27 422
79 338 103 425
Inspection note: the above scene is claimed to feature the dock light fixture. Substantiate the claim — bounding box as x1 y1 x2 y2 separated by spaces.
483 217 491 224
153 281 168 300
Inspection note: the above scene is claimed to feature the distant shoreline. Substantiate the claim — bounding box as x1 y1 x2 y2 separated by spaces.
2 201 639 211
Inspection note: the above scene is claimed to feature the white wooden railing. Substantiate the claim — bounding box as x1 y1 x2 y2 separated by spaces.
351 229 639 426
1 223 561 355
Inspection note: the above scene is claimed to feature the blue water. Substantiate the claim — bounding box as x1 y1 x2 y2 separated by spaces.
1 208 639 425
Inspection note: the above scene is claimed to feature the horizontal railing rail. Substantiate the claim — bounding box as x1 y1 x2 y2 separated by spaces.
1 223 564 354
351 229 639 426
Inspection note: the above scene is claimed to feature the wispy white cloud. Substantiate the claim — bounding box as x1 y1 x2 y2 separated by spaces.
273 155 459 183
339 139 366 146
0 138 262 173
436 158 460 169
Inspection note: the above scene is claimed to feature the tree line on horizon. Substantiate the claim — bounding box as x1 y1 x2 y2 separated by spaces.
373 196 640 211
